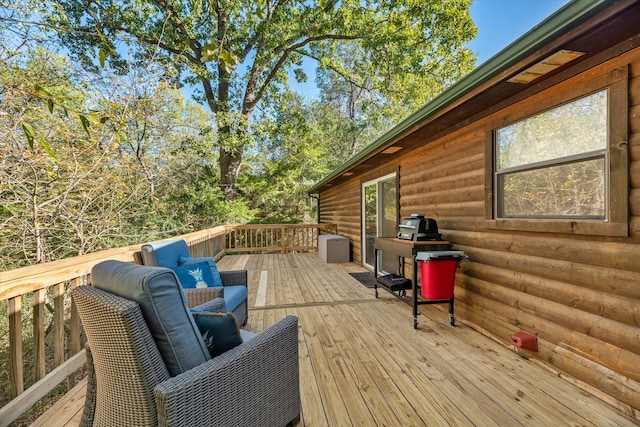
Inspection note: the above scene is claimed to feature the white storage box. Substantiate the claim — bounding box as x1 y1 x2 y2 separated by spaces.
318 235 350 263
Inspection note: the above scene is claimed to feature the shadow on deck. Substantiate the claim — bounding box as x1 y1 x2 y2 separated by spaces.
34 253 636 426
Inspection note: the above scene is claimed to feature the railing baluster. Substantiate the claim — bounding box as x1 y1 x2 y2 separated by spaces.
54 283 65 368
9 296 24 398
68 277 82 389
281 225 285 253
222 223 337 254
33 289 46 382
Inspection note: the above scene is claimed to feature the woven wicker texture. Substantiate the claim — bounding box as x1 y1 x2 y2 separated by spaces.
140 239 249 326
155 315 300 427
79 345 96 426
73 280 299 426
219 270 249 325
72 285 171 426
184 270 248 325
192 297 226 313
184 286 224 307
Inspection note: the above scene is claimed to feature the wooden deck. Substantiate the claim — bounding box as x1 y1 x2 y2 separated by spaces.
34 253 637 426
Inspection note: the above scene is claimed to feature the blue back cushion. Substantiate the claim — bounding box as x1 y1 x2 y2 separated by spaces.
190 310 243 357
171 262 215 289
91 260 210 376
141 239 190 268
179 256 224 287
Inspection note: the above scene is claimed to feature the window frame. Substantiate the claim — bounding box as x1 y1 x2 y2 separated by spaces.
484 66 628 236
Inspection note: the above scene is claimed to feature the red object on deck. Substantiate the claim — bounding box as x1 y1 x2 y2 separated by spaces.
510 331 538 351
419 258 458 300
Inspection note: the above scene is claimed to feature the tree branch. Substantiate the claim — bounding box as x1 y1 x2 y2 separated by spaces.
245 33 360 112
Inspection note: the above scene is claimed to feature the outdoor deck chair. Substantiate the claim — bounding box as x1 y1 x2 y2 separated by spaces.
140 239 248 325
72 260 300 427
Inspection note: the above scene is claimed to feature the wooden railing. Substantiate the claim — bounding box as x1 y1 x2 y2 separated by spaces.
225 223 337 253
0 223 335 426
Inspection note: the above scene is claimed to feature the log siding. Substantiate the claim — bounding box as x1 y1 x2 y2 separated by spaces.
317 36 640 414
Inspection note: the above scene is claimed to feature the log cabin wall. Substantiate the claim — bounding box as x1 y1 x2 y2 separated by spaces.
317 45 640 413
318 180 361 263
319 164 398 265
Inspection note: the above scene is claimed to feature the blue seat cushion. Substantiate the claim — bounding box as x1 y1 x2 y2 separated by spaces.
222 285 248 312
179 256 224 287
91 260 210 376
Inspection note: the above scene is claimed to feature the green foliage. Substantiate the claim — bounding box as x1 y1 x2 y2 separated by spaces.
239 92 338 223
46 0 477 200
2 0 480 268
0 44 224 269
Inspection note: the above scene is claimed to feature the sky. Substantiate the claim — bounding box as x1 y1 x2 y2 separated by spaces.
293 0 571 99
467 0 571 64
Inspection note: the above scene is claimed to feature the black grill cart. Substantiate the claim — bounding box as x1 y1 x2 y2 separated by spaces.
373 237 451 329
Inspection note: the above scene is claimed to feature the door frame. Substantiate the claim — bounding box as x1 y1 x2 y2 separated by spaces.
362 172 398 271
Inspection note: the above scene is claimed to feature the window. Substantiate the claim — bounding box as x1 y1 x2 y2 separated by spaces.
495 90 608 219
487 67 628 236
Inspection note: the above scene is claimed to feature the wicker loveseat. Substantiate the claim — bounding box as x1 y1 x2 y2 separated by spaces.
72 260 300 427
140 239 248 325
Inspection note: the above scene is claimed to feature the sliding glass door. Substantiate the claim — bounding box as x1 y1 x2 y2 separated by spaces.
363 173 397 272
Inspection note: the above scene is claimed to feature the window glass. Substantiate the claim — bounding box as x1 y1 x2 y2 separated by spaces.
496 90 607 170
362 174 397 271
495 90 608 219
499 158 605 218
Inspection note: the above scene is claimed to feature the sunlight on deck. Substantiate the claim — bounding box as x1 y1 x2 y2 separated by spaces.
34 253 636 426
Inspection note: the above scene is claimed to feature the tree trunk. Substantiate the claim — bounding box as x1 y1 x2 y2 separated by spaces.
219 145 244 200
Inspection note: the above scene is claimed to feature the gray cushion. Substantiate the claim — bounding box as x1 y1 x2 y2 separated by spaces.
91 260 210 376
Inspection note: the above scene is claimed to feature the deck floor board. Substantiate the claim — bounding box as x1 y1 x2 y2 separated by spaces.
34 253 637 426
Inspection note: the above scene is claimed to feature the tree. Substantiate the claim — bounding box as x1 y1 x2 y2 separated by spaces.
0 42 223 268
240 90 327 223
46 0 477 201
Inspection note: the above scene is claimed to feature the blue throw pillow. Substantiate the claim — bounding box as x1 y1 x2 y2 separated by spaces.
171 262 215 289
179 256 224 287
191 311 243 357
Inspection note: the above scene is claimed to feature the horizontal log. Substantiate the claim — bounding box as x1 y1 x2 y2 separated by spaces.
459 288 640 415
630 132 640 161
459 276 640 368
456 284 640 385
437 218 493 232
549 345 640 411
631 189 640 216
402 127 484 168
401 172 483 197
402 200 485 218
401 150 484 185
631 104 640 135
447 230 640 273
456 297 640 416
627 216 640 239
630 69 640 106
463 260 639 327
456 244 640 299
402 185 484 205
631 160 640 191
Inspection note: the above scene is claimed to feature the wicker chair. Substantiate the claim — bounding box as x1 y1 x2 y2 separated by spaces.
140 239 248 325
72 260 300 427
